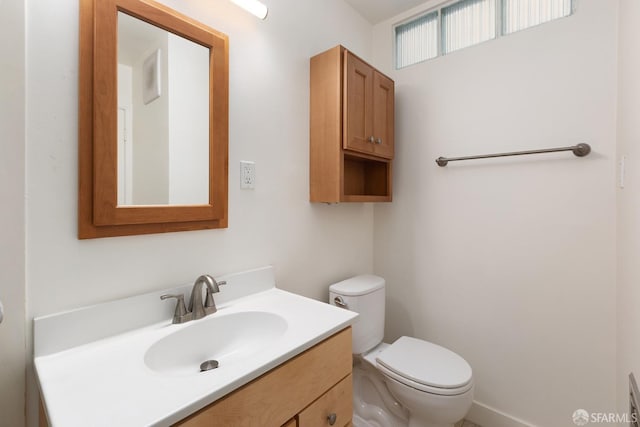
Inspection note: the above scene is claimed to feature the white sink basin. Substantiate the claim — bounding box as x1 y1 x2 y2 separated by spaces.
144 311 288 375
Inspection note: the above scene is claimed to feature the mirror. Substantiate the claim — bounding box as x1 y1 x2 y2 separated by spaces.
117 12 209 206
79 0 229 239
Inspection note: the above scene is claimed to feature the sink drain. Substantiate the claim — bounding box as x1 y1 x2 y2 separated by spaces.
200 360 219 372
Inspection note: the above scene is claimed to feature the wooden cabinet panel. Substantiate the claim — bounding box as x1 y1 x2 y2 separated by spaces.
282 417 298 427
372 71 394 159
298 374 352 427
310 46 342 203
176 328 352 427
344 51 394 160
344 52 373 156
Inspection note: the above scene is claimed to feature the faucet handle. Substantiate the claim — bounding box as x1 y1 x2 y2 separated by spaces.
205 280 226 305
160 294 189 324
204 279 227 312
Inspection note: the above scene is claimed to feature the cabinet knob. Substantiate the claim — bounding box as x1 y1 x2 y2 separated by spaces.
327 413 337 425
368 136 375 143
375 137 382 144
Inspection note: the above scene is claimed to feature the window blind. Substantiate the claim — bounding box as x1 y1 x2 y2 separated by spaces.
503 0 572 34
442 0 496 54
395 11 438 69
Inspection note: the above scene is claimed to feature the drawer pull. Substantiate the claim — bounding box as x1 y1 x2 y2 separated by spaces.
368 136 375 143
327 413 337 425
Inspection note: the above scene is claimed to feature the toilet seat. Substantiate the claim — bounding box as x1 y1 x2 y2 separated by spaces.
375 336 473 396
377 363 473 396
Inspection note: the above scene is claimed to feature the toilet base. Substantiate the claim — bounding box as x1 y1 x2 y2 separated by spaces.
383 372 472 427
353 359 409 427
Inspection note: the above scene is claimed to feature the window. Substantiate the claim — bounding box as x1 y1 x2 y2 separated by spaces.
395 12 438 69
395 0 573 69
502 0 572 35
442 0 496 54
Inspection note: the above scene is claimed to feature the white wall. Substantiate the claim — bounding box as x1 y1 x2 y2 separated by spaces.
0 0 26 425
132 35 170 204
25 0 373 425
616 0 640 419
372 1 618 425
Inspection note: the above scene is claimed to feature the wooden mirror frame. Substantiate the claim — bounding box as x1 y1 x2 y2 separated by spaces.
79 0 228 239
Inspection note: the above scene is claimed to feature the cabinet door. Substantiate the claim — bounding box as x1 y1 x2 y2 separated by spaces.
344 51 374 156
372 71 394 159
298 374 352 427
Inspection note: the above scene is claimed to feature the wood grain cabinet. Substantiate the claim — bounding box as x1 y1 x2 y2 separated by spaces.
297 375 352 426
310 45 394 203
176 328 353 427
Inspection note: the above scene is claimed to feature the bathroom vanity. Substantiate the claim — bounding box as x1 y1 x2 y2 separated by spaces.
34 267 357 426
176 328 352 426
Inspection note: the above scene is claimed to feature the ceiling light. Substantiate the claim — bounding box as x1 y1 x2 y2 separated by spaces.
230 0 268 20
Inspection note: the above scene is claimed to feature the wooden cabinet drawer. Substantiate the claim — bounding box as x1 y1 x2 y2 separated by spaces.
298 374 352 427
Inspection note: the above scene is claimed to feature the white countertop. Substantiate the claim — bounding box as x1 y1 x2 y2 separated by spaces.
34 267 357 427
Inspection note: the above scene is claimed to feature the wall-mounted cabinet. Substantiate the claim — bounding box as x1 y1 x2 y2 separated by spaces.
310 45 394 203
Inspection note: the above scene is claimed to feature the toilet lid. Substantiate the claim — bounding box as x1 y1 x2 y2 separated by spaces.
376 336 472 390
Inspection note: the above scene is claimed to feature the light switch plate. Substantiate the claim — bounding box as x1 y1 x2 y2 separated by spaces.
240 161 255 189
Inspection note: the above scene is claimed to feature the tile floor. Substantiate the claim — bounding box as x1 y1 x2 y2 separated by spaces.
455 421 482 427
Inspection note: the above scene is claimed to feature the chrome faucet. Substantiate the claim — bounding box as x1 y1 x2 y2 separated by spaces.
161 275 226 324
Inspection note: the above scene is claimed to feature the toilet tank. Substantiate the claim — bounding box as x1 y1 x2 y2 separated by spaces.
329 274 385 355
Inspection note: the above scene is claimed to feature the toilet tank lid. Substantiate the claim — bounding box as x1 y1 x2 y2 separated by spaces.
329 274 385 296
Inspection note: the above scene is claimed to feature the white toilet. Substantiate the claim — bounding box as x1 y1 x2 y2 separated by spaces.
330 275 474 427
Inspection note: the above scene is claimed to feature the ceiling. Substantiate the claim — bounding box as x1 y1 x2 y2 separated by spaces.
343 0 429 24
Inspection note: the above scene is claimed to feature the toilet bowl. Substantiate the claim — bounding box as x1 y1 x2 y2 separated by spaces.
330 275 474 427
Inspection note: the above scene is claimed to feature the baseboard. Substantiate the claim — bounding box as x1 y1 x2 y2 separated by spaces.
466 401 536 427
